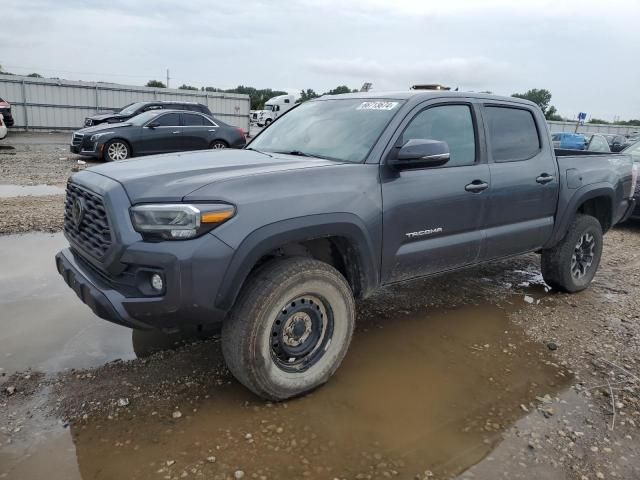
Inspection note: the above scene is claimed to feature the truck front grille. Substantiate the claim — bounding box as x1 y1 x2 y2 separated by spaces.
72 133 84 146
64 183 112 259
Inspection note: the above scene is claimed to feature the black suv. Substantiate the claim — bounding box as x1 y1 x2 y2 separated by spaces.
83 101 212 127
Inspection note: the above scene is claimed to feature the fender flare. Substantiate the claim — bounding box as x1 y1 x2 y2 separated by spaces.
214 213 379 311
546 182 614 247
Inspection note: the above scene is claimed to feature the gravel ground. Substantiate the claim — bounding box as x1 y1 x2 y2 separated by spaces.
1 134 640 479
0 132 98 235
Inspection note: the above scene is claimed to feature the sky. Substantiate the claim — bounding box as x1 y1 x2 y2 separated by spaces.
1 0 639 121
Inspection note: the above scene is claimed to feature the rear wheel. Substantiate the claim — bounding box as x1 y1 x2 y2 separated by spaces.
210 140 228 149
541 214 603 292
103 139 130 161
264 118 272 127
222 257 355 400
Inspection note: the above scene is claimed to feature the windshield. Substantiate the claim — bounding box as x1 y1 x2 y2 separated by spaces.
129 110 163 125
119 102 147 116
249 99 404 162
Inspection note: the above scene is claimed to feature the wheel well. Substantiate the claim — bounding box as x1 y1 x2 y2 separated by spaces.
577 196 612 232
210 139 229 148
251 237 364 298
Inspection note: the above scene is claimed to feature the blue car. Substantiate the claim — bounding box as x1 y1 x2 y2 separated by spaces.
552 132 586 150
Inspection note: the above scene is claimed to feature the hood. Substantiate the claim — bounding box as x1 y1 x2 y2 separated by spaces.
77 122 132 134
88 149 345 203
87 113 128 122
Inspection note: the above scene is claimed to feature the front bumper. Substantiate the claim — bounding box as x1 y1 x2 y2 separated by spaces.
56 171 236 330
56 230 235 330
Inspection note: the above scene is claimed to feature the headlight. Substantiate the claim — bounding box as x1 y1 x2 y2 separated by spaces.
90 132 113 142
130 203 235 240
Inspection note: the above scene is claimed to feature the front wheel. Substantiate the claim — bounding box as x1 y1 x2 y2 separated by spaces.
541 214 603 292
210 140 228 149
222 257 355 400
103 139 130 161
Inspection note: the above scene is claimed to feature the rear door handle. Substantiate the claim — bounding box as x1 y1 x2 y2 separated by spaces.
172 131 180 134
208 129 217 132
465 180 489 193
536 173 554 184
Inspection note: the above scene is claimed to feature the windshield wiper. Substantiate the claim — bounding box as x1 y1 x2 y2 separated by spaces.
274 150 312 157
245 147 272 157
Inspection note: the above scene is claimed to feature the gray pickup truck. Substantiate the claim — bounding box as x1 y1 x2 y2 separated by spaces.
55 91 637 400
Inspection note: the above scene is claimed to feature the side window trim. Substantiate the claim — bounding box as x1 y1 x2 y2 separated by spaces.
481 103 542 163
392 101 481 168
182 112 218 127
145 112 181 128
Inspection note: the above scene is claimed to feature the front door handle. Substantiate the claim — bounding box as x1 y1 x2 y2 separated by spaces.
536 173 554 184
172 131 180 134
465 180 489 193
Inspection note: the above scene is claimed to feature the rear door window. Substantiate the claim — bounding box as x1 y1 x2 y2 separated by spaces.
183 113 214 126
155 113 181 127
485 106 541 162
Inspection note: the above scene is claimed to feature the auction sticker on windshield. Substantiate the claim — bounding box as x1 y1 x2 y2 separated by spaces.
357 101 399 111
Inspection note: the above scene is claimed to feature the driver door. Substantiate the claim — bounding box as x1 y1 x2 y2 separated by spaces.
380 101 489 283
137 112 183 154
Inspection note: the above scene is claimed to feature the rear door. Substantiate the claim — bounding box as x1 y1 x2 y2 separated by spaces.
381 100 490 283
136 112 183 154
480 103 559 259
181 113 218 150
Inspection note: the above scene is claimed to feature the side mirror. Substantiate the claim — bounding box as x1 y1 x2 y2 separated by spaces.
146 122 160 129
390 139 450 169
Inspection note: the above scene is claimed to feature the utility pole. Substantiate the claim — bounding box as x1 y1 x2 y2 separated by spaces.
166 69 170 89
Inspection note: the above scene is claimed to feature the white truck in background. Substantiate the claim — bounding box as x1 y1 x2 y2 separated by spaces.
251 94 296 127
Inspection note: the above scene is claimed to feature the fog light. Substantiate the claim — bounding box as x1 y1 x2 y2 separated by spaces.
150 273 164 292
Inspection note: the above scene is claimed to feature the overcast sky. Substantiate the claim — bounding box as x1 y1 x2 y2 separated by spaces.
2 0 639 120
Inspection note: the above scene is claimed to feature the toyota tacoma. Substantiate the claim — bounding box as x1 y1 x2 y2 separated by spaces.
55 91 638 400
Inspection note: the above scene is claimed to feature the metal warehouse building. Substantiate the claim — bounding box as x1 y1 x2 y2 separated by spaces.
0 74 250 132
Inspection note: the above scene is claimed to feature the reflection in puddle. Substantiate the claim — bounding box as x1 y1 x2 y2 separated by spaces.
0 184 65 198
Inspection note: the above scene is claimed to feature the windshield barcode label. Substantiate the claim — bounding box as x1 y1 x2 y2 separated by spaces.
357 101 399 111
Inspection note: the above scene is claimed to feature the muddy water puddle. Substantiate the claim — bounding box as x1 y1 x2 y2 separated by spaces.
3 305 570 479
0 233 134 374
0 184 65 198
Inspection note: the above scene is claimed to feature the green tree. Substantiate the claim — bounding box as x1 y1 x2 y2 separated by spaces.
511 88 559 120
615 119 640 126
178 84 198 90
27 73 43 78
297 89 319 103
146 80 166 88
589 118 610 124
223 86 288 110
324 85 352 95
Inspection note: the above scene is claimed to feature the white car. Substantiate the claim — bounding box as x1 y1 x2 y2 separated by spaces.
0 114 7 140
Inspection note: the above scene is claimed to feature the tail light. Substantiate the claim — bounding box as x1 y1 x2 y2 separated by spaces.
631 163 639 199
236 127 246 140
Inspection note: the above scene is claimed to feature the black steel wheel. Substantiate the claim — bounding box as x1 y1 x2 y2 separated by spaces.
222 257 355 400
542 214 603 292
